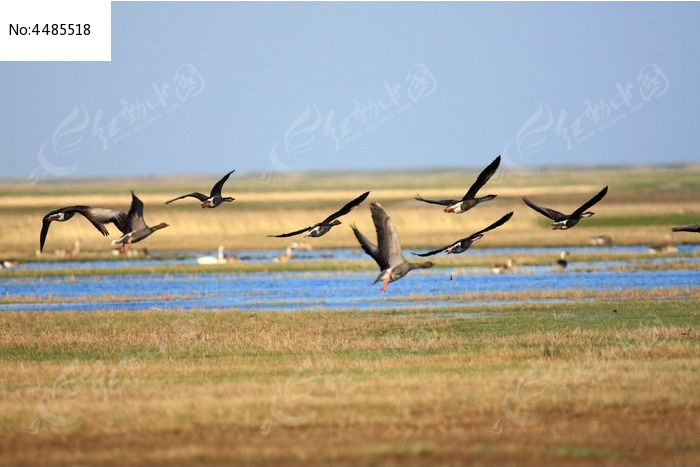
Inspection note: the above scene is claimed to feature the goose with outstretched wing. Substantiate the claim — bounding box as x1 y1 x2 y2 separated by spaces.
415 155 501 213
165 170 236 208
413 211 513 257
352 202 433 294
522 186 608 230
270 191 370 238
40 206 128 253
112 192 168 253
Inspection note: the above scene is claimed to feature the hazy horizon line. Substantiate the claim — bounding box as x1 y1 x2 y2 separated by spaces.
2 160 697 184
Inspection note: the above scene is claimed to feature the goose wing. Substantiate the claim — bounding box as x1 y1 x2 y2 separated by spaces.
571 186 608 217
414 195 455 207
672 224 700 233
463 155 501 200
351 224 387 269
127 192 148 232
84 208 129 234
210 170 235 197
165 192 209 204
412 244 450 257
76 209 110 237
267 226 312 238
371 203 405 268
39 206 108 252
39 219 52 253
322 191 370 224
471 211 513 237
522 197 568 222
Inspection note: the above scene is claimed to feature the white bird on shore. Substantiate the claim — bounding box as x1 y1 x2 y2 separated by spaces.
197 245 238 264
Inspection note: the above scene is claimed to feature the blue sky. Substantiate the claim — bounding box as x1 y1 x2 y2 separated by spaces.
2 2 699 181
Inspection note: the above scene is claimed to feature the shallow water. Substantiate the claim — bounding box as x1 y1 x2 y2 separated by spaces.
1 267 696 313
22 244 700 271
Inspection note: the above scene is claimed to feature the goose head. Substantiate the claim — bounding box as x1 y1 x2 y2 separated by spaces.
46 212 68 222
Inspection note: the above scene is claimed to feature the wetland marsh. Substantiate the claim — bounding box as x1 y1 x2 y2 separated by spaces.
0 166 698 465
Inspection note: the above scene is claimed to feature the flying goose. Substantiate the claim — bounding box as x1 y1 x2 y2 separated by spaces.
112 192 168 253
522 186 608 230
352 202 433 293
413 211 513 257
40 206 128 253
165 170 236 208
415 155 501 213
270 191 370 238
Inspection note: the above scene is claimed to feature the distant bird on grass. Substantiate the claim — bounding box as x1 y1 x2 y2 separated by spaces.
165 170 236 208
415 155 501 214
270 191 370 238
671 224 700 233
647 244 678 254
522 186 608 230
413 211 513 257
273 243 302 263
112 192 168 254
556 251 569 270
491 259 515 275
589 234 613 246
1 259 20 269
352 202 433 294
40 206 128 253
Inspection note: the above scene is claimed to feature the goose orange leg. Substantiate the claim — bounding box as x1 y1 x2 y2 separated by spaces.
120 237 133 254
381 277 390 294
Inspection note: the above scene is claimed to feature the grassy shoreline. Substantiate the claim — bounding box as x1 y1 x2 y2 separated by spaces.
2 252 697 279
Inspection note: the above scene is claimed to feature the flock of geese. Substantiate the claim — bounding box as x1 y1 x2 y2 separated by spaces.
33 156 697 292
